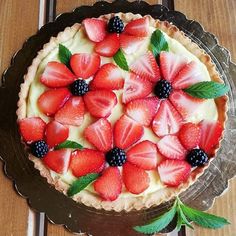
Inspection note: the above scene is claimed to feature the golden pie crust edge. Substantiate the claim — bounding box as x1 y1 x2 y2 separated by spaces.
16 12 228 212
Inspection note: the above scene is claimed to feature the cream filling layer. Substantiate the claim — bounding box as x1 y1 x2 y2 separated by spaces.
26 26 218 198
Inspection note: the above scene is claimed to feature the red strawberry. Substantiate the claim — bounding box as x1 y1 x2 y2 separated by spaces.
114 115 144 149
40 62 76 88
160 52 188 82
172 61 205 89
43 149 71 174
38 88 71 116
95 33 120 57
70 149 105 177
82 18 107 42
179 123 201 150
55 97 85 126
84 90 117 118
84 118 112 152
90 63 124 90
130 51 160 82
157 135 187 160
199 120 223 154
126 97 159 126
122 73 152 104
152 100 183 137
169 90 205 119
45 121 69 148
120 34 146 54
127 140 161 170
94 167 122 201
18 117 46 143
70 53 100 79
124 17 149 37
158 159 191 187
123 162 150 194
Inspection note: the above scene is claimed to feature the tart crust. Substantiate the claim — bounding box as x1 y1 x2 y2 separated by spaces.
17 12 228 212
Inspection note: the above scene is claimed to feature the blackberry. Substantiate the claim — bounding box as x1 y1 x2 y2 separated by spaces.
154 79 172 99
186 148 208 167
108 16 124 33
70 80 89 96
106 147 126 167
31 140 49 158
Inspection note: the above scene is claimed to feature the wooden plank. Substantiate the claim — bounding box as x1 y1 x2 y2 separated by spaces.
0 1 39 235
175 0 236 235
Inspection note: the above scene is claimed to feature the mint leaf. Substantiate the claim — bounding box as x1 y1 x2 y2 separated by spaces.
133 202 177 234
58 44 72 66
184 81 229 99
113 49 129 71
150 29 169 57
55 140 83 150
176 205 194 230
67 173 99 197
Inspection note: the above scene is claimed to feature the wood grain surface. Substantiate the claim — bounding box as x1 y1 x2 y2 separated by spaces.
0 0 235 236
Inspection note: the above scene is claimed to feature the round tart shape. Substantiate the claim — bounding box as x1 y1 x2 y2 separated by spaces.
17 12 228 212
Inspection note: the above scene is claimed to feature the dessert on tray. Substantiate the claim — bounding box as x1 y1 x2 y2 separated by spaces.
17 12 228 212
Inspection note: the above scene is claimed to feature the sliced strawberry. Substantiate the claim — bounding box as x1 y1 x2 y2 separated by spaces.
179 123 201 150
199 120 223 154
157 135 187 160
130 51 160 82
70 53 100 79
152 100 183 137
159 52 188 82
122 73 152 104
120 34 146 55
82 18 107 42
172 61 205 89
43 149 71 174
114 115 144 149
123 162 150 194
169 90 205 119
40 62 76 88
127 140 161 170
94 167 122 201
55 97 85 126
84 118 112 152
95 33 120 57
158 159 191 187
70 149 105 177
18 117 46 143
124 17 149 37
90 63 124 90
126 97 159 126
84 90 117 118
38 88 71 116
45 121 69 148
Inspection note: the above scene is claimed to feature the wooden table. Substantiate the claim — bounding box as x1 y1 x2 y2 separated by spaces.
0 0 235 235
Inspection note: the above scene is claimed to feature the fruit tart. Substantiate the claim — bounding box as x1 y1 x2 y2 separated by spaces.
17 13 228 212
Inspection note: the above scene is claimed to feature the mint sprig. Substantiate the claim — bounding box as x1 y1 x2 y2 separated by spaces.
113 49 129 71
55 140 83 150
58 44 72 66
67 173 99 197
150 29 169 57
133 197 229 234
184 81 229 99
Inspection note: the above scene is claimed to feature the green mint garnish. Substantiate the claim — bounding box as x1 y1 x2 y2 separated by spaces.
150 29 169 57
133 197 229 234
55 140 83 150
67 173 99 197
58 44 72 66
113 49 129 71
184 81 229 99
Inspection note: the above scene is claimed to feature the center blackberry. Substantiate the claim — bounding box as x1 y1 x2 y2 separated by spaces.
70 79 89 96
106 147 126 167
108 16 124 33
31 140 49 158
154 79 172 99
186 148 208 167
